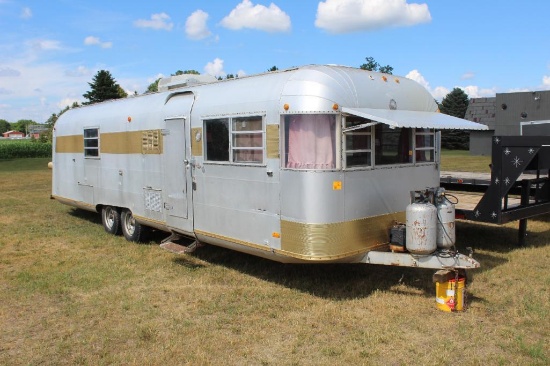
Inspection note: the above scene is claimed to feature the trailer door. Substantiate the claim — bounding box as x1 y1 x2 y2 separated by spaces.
162 96 194 233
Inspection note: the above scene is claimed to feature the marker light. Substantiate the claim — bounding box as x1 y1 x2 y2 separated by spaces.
272 232 281 238
127 116 132 122
332 103 339 111
382 76 387 82
283 104 290 111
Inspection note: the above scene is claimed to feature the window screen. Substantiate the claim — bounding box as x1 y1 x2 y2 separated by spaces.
344 116 372 168
232 116 263 163
84 128 99 158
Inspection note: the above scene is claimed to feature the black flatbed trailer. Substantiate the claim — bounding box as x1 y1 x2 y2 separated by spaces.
440 136 550 246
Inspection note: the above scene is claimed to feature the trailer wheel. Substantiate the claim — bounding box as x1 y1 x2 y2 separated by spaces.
121 209 144 242
101 206 121 235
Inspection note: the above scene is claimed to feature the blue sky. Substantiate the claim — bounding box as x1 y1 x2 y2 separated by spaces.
1 0 549 123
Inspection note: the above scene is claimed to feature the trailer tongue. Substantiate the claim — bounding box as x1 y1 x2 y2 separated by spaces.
362 250 479 269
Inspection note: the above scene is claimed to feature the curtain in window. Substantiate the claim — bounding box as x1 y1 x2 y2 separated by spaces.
287 114 335 169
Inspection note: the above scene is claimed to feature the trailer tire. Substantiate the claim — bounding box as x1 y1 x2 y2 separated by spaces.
101 206 121 235
121 209 144 242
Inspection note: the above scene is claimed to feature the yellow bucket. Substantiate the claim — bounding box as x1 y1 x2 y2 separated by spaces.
435 277 465 312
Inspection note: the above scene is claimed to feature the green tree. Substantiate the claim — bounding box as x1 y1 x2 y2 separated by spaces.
378 65 394 74
267 66 278 72
12 119 37 134
146 78 161 93
82 70 125 105
360 57 393 75
173 70 200 76
146 70 201 93
41 105 72 143
0 119 10 134
116 85 128 99
440 88 469 118
440 88 470 150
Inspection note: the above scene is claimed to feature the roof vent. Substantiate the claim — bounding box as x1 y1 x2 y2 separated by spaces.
158 74 218 91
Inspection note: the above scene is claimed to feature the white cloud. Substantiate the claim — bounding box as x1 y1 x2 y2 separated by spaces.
543 75 550 88
460 85 497 99
57 97 81 109
432 86 450 100
0 53 95 122
236 70 247 78
406 69 495 100
315 0 431 34
0 67 21 77
406 69 448 99
186 10 212 40
147 73 165 84
405 69 429 89
84 36 112 49
26 39 63 51
21 6 32 19
65 65 91 77
461 71 475 80
204 58 226 78
220 0 291 33
134 13 173 31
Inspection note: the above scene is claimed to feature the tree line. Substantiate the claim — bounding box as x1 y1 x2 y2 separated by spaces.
2 57 470 149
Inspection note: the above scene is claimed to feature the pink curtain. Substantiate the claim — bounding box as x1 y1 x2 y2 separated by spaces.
287 114 335 169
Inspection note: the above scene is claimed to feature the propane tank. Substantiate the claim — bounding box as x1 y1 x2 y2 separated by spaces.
436 188 456 249
406 201 437 255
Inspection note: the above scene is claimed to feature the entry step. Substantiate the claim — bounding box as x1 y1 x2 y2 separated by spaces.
160 240 200 254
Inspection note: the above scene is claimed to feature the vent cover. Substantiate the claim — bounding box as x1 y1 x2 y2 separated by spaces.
142 130 161 154
144 188 162 212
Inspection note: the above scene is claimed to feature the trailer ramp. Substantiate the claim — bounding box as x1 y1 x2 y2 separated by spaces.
441 136 550 245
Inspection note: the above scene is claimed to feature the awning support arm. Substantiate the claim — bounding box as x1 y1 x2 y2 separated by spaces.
342 121 379 133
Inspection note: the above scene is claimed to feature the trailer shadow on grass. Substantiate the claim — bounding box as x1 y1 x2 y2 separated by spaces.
179 247 438 300
66 208 524 301
455 217 550 253
174 244 507 301
68 208 102 225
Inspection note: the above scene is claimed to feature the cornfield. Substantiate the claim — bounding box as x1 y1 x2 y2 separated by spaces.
0 140 52 159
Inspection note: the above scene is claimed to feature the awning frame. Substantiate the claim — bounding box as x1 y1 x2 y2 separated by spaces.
341 107 489 131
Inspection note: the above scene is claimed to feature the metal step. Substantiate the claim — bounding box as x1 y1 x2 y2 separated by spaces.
160 240 199 254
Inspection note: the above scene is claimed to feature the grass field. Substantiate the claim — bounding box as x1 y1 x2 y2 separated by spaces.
440 149 492 172
0 157 548 365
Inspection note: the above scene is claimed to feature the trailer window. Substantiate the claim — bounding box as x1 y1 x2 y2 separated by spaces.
205 118 229 161
232 116 263 163
344 116 372 168
284 114 336 169
414 128 435 162
374 124 412 165
83 128 99 158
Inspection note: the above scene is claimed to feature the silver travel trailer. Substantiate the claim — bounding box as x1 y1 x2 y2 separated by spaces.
52 65 486 269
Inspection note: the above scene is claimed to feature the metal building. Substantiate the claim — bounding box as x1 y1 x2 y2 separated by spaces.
466 91 550 155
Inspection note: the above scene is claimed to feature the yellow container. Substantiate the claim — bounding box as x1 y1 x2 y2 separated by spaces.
435 277 465 312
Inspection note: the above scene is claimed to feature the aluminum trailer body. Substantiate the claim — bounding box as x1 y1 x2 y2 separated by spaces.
52 65 486 268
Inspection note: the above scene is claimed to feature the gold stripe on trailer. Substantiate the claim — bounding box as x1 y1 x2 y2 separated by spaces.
191 127 203 156
55 135 84 153
195 230 272 253
101 130 163 154
51 194 97 212
195 226 390 262
266 124 279 159
55 130 164 155
280 212 405 258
